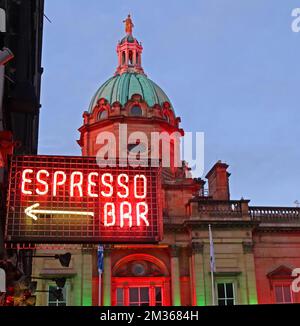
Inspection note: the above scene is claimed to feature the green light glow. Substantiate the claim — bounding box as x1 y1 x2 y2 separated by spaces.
173 294 181 306
103 293 111 306
82 276 92 306
83 294 92 306
196 295 205 306
249 295 258 305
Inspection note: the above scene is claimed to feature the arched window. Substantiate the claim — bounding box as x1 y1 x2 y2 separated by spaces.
130 106 142 116
122 51 126 65
112 254 169 277
129 50 133 65
98 110 108 120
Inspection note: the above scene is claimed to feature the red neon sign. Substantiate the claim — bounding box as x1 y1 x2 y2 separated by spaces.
5 155 162 244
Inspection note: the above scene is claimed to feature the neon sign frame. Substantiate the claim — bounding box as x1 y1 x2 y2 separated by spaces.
5 155 162 244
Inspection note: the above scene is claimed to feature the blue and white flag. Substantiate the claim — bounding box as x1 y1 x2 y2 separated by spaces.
209 224 216 273
97 245 104 274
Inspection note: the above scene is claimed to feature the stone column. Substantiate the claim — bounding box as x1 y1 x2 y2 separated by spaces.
118 49 121 66
190 241 205 306
81 247 93 306
139 49 142 67
103 245 112 306
170 245 181 306
243 241 258 304
125 50 129 66
133 49 137 65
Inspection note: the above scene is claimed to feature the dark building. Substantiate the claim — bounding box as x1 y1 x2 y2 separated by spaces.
0 0 44 294
0 0 44 155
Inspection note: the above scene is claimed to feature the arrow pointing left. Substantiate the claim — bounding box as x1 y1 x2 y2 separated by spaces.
24 203 95 221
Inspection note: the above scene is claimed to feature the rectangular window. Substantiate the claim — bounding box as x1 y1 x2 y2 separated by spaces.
217 283 235 306
274 285 293 304
129 287 150 306
116 288 124 306
48 285 67 306
155 287 162 306
114 285 163 306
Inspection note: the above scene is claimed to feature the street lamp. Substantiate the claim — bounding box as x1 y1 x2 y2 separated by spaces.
32 253 72 268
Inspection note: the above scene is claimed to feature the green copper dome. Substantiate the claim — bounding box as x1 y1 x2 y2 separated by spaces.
88 72 174 113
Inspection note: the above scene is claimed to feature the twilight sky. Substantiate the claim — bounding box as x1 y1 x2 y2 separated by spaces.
39 0 300 206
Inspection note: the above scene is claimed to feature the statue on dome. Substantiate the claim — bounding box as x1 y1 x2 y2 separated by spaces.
123 14 134 35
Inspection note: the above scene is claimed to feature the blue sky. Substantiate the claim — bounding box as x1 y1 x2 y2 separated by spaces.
39 0 300 206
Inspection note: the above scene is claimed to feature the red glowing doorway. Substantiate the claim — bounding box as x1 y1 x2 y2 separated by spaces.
111 253 171 306
112 277 171 306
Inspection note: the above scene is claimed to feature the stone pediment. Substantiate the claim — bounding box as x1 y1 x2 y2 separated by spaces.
266 265 294 279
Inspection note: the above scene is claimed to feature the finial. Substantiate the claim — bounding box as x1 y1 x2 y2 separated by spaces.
123 14 134 35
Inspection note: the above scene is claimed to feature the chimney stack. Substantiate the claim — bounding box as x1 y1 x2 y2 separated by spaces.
205 160 230 200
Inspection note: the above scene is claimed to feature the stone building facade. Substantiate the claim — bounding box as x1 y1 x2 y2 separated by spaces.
32 20 300 306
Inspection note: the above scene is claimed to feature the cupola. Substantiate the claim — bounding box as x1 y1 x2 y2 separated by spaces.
115 14 144 75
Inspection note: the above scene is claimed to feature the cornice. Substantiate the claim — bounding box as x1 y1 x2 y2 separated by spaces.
79 115 183 134
184 220 259 229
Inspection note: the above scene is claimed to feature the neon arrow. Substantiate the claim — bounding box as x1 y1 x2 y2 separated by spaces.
25 203 94 221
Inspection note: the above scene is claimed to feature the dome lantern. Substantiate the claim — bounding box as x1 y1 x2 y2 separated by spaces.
115 15 144 76
87 16 176 114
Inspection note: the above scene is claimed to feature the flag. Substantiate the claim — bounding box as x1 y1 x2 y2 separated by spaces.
209 224 216 273
97 245 104 274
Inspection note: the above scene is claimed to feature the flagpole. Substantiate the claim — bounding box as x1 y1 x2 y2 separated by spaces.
210 263 215 305
97 245 104 306
98 272 102 306
209 224 216 305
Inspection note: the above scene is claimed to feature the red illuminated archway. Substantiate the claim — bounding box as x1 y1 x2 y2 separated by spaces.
112 254 171 306
112 253 169 276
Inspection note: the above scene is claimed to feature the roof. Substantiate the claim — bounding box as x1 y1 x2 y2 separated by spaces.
88 72 174 113
120 34 137 44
